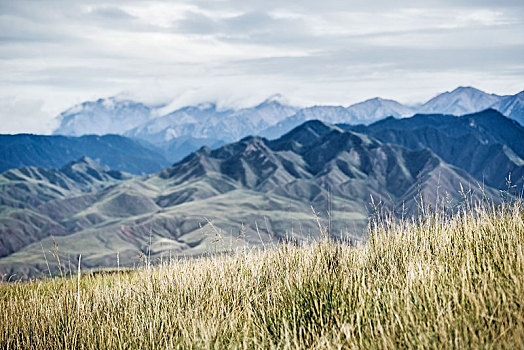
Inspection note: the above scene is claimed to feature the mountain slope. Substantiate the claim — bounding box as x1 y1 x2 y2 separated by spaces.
492 91 524 126
339 109 524 190
418 86 501 115
0 121 501 279
125 98 298 145
53 97 156 136
260 99 415 140
346 97 414 122
161 136 226 163
260 106 356 139
0 134 170 174
0 157 131 258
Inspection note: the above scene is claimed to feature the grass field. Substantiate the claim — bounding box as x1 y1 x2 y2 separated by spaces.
1 201 523 349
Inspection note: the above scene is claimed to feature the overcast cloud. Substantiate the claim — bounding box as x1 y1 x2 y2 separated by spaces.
0 0 523 133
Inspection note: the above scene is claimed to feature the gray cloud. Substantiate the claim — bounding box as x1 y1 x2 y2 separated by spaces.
175 10 313 46
90 6 135 20
176 11 220 35
0 0 523 133
226 44 524 79
187 0 524 11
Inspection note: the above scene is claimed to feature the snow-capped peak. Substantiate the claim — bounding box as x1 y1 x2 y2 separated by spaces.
260 93 288 106
347 97 415 121
52 87 523 146
195 102 217 111
53 97 154 136
418 86 501 115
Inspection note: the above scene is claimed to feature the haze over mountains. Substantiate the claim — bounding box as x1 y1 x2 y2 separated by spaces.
53 87 523 136
43 86 524 163
125 96 298 145
53 98 155 137
0 86 523 279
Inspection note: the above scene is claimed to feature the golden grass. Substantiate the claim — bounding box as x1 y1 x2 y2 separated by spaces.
1 201 523 349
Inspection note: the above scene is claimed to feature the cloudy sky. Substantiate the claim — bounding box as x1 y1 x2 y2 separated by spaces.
1 0 523 133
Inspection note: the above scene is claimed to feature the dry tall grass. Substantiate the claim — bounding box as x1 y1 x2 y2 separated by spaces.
1 201 523 349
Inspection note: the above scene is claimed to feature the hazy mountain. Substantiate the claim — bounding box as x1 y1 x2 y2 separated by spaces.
492 91 524 126
161 136 226 163
346 97 414 122
259 106 357 139
418 86 501 115
260 99 416 139
124 103 232 144
0 134 169 174
55 95 415 146
260 87 524 143
125 97 298 145
53 97 156 136
50 87 523 165
0 120 500 279
339 109 524 191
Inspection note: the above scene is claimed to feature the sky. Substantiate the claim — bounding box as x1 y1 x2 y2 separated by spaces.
0 0 523 134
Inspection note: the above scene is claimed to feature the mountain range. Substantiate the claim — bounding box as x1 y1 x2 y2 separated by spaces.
339 109 524 191
0 157 131 258
0 117 511 279
1 86 523 279
0 134 170 174
125 96 298 145
51 87 524 161
53 98 155 136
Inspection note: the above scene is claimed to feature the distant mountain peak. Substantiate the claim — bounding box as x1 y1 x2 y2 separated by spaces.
451 86 484 94
76 155 96 163
355 97 406 106
419 86 501 116
52 86 524 153
365 97 390 103
251 94 294 112
491 90 524 125
290 119 339 134
261 93 287 105
53 97 154 136
194 102 217 110
347 96 414 121
271 119 340 149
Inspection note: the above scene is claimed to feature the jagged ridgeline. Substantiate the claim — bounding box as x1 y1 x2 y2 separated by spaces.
46 87 524 164
339 109 524 191
0 134 170 174
1 115 515 279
